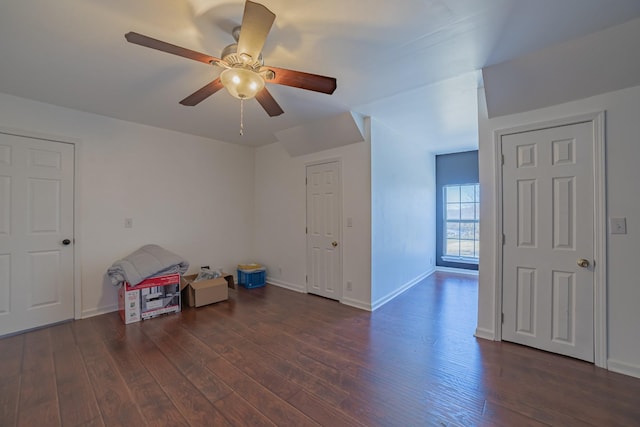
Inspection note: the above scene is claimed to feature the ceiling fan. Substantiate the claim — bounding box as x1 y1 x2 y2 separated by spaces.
125 0 337 119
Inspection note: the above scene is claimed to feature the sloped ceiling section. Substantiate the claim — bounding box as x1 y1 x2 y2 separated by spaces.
482 17 640 118
277 112 365 157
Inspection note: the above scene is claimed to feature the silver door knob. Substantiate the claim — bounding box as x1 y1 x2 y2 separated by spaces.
577 258 590 268
62 239 71 246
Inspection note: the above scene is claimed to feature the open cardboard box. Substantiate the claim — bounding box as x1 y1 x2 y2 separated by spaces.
181 272 234 308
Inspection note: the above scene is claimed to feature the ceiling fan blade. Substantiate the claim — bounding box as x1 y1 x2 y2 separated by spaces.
255 88 284 117
179 78 225 106
236 1 275 62
125 32 220 65
263 66 337 94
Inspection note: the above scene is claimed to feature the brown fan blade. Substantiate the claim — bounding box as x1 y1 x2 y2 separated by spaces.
255 88 284 117
125 32 220 65
179 78 225 106
236 1 275 62
263 66 337 94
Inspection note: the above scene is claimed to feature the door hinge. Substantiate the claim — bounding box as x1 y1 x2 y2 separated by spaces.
501 154 505 165
305 227 308 234
306 275 308 283
305 177 308 185
501 313 504 324
502 233 506 245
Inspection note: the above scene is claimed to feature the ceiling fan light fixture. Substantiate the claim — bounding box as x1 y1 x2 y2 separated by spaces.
220 67 265 99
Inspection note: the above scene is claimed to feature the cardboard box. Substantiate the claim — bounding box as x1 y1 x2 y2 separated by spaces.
118 284 140 324
181 273 231 307
119 274 183 324
222 272 235 289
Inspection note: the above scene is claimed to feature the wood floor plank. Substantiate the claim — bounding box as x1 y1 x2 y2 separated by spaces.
213 392 278 427
0 375 20 427
49 323 104 427
206 356 320 427
72 319 147 426
287 388 368 427
0 334 23 426
139 319 233 403
0 334 24 380
88 315 189 427
480 399 550 427
2 272 640 426
17 329 61 427
120 320 233 426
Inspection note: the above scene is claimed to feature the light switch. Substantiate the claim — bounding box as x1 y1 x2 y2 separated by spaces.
610 217 627 235
346 217 353 227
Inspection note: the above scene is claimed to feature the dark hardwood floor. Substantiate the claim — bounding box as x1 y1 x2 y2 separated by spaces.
2 271 640 426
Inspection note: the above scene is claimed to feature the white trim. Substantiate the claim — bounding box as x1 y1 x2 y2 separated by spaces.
607 359 640 379
592 112 607 369
267 277 373 311
474 327 495 340
493 127 504 341
370 268 435 311
0 125 83 321
266 277 306 293
341 297 372 311
81 304 118 319
436 266 479 276
304 156 342 167
493 111 607 368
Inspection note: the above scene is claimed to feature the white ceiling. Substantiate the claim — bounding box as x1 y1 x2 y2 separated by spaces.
1 0 640 151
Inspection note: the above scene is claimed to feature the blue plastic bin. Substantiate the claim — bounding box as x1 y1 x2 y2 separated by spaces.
237 268 266 289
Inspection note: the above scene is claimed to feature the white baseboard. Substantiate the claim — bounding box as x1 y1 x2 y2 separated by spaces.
474 327 495 340
341 297 372 311
607 359 640 379
436 266 479 276
81 304 118 319
371 267 435 311
266 277 306 293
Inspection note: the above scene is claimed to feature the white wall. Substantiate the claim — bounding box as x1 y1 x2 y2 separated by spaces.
477 84 640 378
370 119 436 308
0 92 255 317
253 131 372 309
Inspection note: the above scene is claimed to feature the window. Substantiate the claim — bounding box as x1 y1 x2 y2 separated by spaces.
442 183 479 264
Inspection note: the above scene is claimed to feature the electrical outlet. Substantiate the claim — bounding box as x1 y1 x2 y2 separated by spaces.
610 217 627 234
346 281 352 291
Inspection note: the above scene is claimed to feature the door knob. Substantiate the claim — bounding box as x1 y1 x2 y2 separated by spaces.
62 239 71 246
577 258 590 268
332 241 338 247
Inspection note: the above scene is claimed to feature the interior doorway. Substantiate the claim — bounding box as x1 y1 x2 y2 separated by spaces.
0 131 75 336
305 160 342 301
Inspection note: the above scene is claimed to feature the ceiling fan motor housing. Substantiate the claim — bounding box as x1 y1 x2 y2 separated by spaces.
221 43 263 71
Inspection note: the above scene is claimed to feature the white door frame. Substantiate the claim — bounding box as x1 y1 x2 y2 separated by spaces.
0 125 82 320
492 112 607 368
305 157 343 301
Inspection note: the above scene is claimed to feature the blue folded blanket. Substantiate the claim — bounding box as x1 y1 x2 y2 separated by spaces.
107 244 189 286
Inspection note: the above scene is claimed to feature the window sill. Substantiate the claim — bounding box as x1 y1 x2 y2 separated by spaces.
441 256 479 265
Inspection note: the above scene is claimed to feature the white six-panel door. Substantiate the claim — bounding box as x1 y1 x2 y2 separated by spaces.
0 132 74 336
306 161 342 301
502 121 595 362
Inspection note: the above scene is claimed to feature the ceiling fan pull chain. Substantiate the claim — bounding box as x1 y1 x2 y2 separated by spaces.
239 99 243 136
